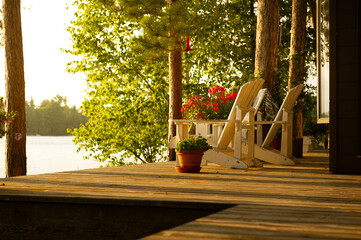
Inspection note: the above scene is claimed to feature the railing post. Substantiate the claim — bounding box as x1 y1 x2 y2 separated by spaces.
234 107 243 160
212 124 224 144
256 112 263 145
281 109 293 158
246 108 256 166
175 122 189 166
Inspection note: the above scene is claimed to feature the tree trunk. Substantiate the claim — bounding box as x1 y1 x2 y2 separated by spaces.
288 0 307 158
167 49 182 161
167 0 182 161
249 0 256 70
2 0 27 177
308 0 317 31
254 0 279 95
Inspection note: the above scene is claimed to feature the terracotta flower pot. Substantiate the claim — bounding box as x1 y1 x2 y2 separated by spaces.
175 150 204 173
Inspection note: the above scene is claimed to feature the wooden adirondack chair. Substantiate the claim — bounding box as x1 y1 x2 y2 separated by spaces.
242 88 267 144
206 84 304 167
169 79 265 169
250 84 304 165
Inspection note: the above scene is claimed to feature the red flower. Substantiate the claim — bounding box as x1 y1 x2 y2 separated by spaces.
208 87 214 94
181 84 236 120
219 86 225 94
220 95 227 103
232 92 237 100
213 103 219 111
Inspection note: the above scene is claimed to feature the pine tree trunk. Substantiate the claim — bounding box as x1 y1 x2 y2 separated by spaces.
250 0 256 70
254 0 279 95
3 0 27 177
167 0 182 161
288 0 307 158
167 49 182 161
308 0 317 31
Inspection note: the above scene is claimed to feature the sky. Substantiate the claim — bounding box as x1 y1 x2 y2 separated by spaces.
0 0 86 107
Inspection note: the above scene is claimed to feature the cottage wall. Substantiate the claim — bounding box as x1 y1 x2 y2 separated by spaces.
330 0 361 173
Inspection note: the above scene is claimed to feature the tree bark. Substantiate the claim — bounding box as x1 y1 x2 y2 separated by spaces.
249 0 256 70
167 49 182 161
167 0 182 161
308 0 317 31
288 0 307 158
254 0 279 95
2 0 27 177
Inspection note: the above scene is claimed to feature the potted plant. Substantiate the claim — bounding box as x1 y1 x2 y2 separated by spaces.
175 136 212 173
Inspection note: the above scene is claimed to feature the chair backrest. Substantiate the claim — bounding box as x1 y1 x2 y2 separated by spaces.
252 88 267 113
262 84 304 147
217 79 265 150
241 88 267 139
244 88 268 122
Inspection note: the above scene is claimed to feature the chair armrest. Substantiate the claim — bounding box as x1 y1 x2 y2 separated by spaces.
255 120 287 125
169 119 240 124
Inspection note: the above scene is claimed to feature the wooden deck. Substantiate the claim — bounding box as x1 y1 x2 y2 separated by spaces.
1 151 361 239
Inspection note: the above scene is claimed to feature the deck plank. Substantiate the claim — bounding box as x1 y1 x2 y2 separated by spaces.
1 151 361 239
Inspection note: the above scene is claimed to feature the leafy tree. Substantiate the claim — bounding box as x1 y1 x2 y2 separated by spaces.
66 0 260 166
2 0 26 177
26 98 39 134
254 0 280 95
183 0 258 93
66 1 170 165
26 95 88 136
277 0 317 157
67 0 317 165
288 0 307 157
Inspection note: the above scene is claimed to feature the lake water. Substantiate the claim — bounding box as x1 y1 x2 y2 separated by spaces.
0 136 102 178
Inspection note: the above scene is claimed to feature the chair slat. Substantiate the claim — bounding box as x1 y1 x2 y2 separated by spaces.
217 79 265 149
262 84 304 147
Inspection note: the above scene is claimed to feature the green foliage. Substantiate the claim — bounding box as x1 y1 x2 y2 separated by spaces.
176 136 212 152
26 95 88 136
0 97 19 139
303 116 329 148
302 89 329 147
66 0 317 166
183 0 257 97
0 97 9 138
66 0 169 166
275 0 316 105
66 0 259 166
